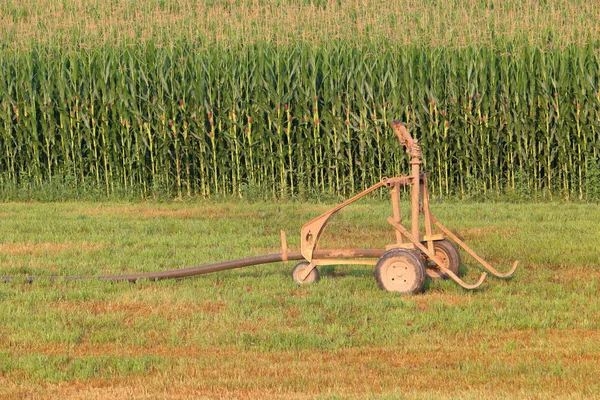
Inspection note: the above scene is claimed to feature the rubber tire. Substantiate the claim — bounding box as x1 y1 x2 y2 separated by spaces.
425 239 461 280
291 262 320 285
375 249 426 294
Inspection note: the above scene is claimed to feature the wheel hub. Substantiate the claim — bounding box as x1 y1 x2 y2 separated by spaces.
427 248 449 268
292 262 319 284
383 260 417 291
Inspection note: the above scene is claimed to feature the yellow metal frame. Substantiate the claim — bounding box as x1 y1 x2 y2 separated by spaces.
298 121 518 289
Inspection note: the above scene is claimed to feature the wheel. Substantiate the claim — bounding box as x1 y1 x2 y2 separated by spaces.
375 249 426 294
424 239 461 279
291 262 320 285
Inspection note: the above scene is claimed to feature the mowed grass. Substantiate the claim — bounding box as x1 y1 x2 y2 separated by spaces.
0 199 599 398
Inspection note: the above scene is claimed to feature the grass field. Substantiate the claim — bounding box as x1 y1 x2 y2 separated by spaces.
1 199 599 398
1 1 600 397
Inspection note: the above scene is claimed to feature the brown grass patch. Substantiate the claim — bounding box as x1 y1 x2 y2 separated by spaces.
49 299 227 321
5 329 600 398
80 205 258 220
546 268 600 284
0 260 55 269
4 378 315 400
0 242 104 256
13 328 600 363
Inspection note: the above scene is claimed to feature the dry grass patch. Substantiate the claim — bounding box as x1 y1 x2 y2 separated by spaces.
0 242 104 257
79 205 258 220
5 331 600 398
10 380 314 400
48 299 227 321
546 268 600 284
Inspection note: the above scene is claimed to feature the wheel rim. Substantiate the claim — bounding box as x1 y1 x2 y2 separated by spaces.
425 242 458 279
429 246 449 268
381 259 418 292
294 264 315 283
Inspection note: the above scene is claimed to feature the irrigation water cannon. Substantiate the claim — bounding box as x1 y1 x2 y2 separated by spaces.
2 121 518 293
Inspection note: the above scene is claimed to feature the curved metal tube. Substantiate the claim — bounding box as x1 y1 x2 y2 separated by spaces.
444 269 488 290
300 180 387 263
386 217 487 290
491 261 519 278
1 253 295 283
430 215 519 279
0 249 386 283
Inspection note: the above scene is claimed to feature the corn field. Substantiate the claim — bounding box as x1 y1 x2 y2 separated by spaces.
1 43 600 199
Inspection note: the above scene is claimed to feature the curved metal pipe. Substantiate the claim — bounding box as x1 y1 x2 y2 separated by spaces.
431 215 519 279
0 249 386 283
386 217 487 290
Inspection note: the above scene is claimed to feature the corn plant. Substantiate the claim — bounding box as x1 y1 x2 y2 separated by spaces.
0 42 599 200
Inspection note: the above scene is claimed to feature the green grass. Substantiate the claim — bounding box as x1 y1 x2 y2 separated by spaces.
0 199 599 398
